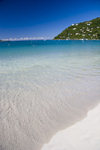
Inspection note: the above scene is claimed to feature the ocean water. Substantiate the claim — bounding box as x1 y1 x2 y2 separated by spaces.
0 40 100 150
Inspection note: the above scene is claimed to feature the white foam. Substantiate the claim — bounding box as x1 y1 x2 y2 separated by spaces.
42 104 100 150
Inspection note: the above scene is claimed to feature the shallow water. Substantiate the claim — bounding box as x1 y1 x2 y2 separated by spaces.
42 104 100 150
0 40 100 150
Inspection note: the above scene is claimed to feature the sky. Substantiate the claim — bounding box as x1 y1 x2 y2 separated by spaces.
0 0 100 39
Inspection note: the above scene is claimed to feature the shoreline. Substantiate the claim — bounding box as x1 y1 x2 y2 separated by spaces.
53 39 100 40
0 40 100 150
0 39 100 42
42 103 100 150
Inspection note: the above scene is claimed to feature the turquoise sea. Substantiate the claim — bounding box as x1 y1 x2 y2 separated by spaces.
0 40 100 150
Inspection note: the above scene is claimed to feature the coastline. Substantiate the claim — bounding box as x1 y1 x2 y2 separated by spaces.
53 39 100 40
0 39 100 42
42 103 100 150
0 40 100 150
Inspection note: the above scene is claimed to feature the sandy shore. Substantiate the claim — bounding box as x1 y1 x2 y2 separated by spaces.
42 103 100 150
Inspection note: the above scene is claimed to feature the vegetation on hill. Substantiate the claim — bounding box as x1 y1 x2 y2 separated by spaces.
54 17 100 40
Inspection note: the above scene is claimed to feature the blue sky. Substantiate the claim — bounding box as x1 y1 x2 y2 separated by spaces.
0 0 100 39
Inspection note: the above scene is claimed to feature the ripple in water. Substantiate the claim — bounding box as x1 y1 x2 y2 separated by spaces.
0 40 100 150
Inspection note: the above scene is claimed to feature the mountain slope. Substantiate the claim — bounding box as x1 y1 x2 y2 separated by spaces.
54 17 100 40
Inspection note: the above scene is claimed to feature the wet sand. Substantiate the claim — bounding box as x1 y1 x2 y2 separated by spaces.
42 103 100 150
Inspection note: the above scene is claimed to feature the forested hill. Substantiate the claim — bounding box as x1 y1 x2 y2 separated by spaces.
54 17 100 40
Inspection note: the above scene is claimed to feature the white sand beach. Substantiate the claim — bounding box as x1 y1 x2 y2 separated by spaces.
42 103 100 150
0 41 100 150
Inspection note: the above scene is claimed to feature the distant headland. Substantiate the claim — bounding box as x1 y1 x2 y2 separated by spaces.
54 17 100 40
0 37 45 42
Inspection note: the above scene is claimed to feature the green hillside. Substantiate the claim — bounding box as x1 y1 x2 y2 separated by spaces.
54 17 100 40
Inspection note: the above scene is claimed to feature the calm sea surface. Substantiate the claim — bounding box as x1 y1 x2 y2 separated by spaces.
0 40 100 150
